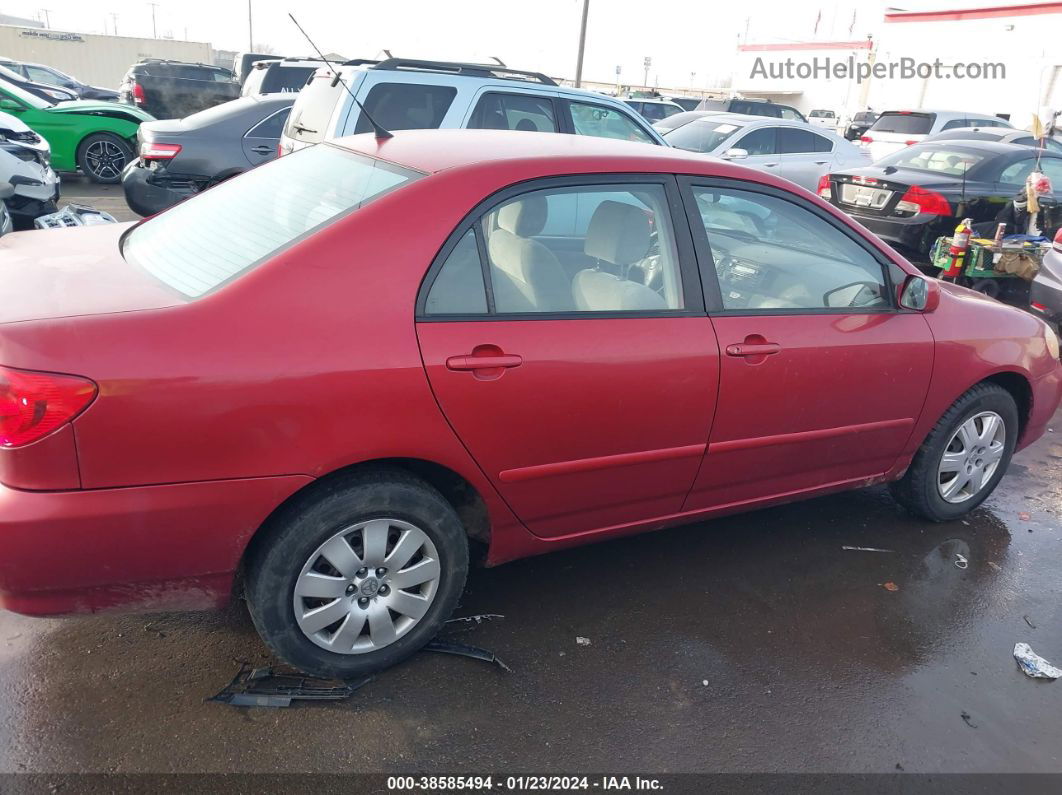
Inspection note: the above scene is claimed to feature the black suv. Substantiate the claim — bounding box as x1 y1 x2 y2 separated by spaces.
694 97 806 122
119 60 240 120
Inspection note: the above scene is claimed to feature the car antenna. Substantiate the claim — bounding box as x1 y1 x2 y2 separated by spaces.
287 13 392 140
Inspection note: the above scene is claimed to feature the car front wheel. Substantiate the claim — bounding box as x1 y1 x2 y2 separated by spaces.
890 382 1018 521
246 469 469 678
77 133 134 184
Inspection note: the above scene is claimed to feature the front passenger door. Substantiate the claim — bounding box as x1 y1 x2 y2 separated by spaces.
681 180 934 510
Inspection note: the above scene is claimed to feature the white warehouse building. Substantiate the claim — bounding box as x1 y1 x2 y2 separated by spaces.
733 1 1062 129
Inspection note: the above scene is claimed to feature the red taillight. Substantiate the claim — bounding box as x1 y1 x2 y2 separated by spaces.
816 174 832 199
904 139 918 146
140 142 181 160
1031 301 1048 312
132 81 145 104
860 135 873 144
0 366 97 449
1053 228 1062 252
896 185 951 216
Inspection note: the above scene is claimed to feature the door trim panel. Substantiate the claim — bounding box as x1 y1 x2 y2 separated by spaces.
709 417 914 454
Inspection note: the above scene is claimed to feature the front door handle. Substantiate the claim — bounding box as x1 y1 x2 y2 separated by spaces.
251 144 273 155
446 354 523 370
725 342 781 357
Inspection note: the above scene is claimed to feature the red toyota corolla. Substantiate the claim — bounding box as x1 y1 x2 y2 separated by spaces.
2 131 1060 677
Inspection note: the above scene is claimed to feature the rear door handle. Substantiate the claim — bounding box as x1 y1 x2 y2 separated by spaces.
446 354 523 371
251 144 273 155
725 343 781 357
815 160 829 165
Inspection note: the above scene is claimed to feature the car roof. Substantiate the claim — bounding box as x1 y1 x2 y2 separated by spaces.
334 128 739 175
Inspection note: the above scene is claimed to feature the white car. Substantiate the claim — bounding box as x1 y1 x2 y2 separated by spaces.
0 109 59 228
808 109 837 129
861 109 1012 162
660 112 870 192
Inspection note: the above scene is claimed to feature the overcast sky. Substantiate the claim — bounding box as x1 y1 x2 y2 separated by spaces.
24 0 992 87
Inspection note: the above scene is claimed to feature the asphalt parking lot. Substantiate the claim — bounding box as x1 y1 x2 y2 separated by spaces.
1 389 1060 773
58 175 139 223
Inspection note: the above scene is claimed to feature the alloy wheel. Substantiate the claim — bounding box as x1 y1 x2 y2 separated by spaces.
84 139 128 181
937 411 1006 504
293 519 441 654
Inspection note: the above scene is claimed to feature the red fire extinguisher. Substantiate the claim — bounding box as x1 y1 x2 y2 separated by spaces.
942 218 973 280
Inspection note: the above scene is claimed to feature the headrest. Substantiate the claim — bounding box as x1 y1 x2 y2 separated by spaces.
572 269 668 312
584 200 652 266
497 196 548 237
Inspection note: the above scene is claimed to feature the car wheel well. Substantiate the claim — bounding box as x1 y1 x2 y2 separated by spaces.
980 371 1031 440
243 459 491 571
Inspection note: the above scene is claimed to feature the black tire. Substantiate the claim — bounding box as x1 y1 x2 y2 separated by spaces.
246 469 469 678
76 132 134 184
890 383 1018 521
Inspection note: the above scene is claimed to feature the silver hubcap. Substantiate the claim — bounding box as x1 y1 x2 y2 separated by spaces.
937 411 1006 504
293 519 440 654
85 139 127 180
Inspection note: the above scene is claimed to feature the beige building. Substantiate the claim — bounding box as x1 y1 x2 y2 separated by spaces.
0 24 215 89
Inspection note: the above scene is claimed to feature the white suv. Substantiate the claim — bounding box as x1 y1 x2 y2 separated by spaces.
279 58 665 155
861 110 1012 161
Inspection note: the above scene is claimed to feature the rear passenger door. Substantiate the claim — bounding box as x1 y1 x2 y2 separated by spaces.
416 176 719 539
775 127 834 191
241 106 291 165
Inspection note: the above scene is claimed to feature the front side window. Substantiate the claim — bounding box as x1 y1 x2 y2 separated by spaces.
123 144 421 298
691 186 888 312
569 102 654 144
736 127 777 156
469 92 558 133
353 82 457 134
423 183 684 316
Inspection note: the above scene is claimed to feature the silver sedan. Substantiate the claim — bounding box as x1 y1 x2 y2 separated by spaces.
657 112 871 192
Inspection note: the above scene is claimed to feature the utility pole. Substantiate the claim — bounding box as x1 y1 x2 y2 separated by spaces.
147 2 158 38
110 12 119 35
39 8 52 28
247 0 254 51
614 64 621 95
642 56 651 89
573 0 589 88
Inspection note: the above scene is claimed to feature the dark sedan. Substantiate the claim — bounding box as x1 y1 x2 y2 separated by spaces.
820 140 1062 257
0 65 76 103
122 94 293 216
0 59 118 101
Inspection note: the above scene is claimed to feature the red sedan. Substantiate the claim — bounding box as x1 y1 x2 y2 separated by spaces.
2 131 1060 678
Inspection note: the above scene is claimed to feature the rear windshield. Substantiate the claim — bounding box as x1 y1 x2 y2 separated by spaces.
870 112 934 134
259 65 317 94
665 119 743 153
875 146 986 176
137 63 235 81
652 110 702 133
122 144 421 298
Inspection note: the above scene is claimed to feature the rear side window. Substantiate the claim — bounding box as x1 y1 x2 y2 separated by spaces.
246 107 291 138
870 113 934 134
569 102 654 143
424 230 488 314
123 145 421 298
469 92 558 132
353 83 457 134
778 128 832 153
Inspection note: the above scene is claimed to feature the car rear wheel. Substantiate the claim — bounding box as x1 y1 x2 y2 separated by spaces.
77 133 134 184
245 469 469 678
890 383 1018 521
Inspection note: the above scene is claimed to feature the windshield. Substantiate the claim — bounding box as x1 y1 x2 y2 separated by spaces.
0 78 51 109
664 118 743 153
870 112 934 135
875 146 986 176
123 144 422 298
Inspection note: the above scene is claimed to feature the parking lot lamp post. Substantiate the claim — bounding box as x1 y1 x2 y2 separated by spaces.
574 0 589 88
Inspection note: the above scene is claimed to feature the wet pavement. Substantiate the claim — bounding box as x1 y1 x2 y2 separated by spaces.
0 406 1058 774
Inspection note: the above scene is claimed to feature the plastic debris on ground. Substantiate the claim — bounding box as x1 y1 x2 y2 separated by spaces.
1013 643 1062 679
961 710 978 728
955 553 969 570
882 582 900 592
576 636 592 646
209 665 372 708
842 546 894 553
33 204 117 229
423 638 512 672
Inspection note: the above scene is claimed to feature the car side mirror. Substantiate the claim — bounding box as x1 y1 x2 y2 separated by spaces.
722 147 748 160
0 181 13 199
899 275 940 312
0 98 23 112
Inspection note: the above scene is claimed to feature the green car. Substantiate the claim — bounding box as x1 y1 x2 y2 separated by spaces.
0 80 154 184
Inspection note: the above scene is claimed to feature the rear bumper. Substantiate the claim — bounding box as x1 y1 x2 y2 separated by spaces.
837 208 947 258
121 159 205 217
1030 261 1062 323
0 475 311 616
